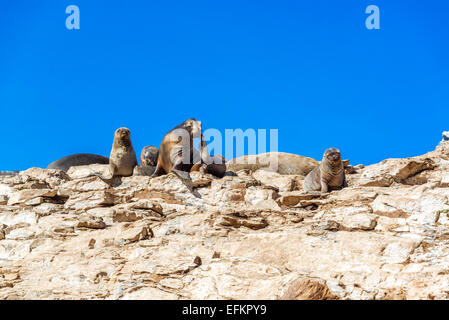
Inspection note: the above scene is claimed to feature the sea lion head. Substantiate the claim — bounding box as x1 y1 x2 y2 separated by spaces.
323 148 341 165
140 145 158 166
184 118 202 138
115 127 131 141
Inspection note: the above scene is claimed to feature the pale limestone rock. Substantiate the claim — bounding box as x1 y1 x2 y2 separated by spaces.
252 169 301 192
7 189 57 206
358 158 435 187
66 164 110 180
0 184 13 197
58 176 110 196
64 190 115 211
0 195 7 205
1 141 449 300
76 215 106 229
19 167 70 188
121 287 179 300
278 191 322 206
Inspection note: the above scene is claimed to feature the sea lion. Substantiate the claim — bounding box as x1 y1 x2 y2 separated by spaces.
190 136 226 178
140 146 159 167
303 148 347 193
226 152 319 176
47 154 109 172
151 118 203 193
0 171 19 176
93 127 138 183
133 165 156 176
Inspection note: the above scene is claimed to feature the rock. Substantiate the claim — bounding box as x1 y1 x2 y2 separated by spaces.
58 176 110 196
0 195 8 205
52 225 76 236
250 199 281 211
1 139 449 300
0 224 6 240
24 197 44 206
19 167 71 188
7 189 57 206
0 184 12 197
115 222 153 245
5 228 35 240
341 213 378 231
252 169 303 192
227 152 318 175
278 191 322 206
112 200 163 222
76 215 106 229
358 158 435 187
281 277 338 300
0 210 39 226
216 213 268 230
439 174 449 187
244 187 278 205
33 203 65 216
440 131 449 144
88 238 96 249
66 164 110 180
64 191 115 211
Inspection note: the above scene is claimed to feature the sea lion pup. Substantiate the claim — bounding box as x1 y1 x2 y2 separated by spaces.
93 127 138 183
303 148 347 193
47 154 109 172
140 146 159 166
190 136 226 178
151 118 203 192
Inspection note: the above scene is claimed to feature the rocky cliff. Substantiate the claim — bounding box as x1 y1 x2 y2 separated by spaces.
1 141 449 300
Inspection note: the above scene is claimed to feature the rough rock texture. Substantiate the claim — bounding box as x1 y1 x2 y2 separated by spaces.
2 142 449 300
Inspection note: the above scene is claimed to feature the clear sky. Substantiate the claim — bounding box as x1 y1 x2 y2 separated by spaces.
1 0 448 171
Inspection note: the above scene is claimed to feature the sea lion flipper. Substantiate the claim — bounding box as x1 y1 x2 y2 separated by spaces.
171 169 201 198
151 162 164 177
171 169 191 182
90 172 114 185
320 180 329 193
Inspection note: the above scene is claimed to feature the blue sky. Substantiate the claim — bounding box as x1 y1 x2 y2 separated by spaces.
1 1 448 170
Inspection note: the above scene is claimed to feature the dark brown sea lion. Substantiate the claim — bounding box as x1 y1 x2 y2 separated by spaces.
151 118 203 194
0 171 20 176
47 154 109 172
190 135 226 178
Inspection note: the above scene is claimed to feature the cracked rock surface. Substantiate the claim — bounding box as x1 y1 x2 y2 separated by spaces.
2 142 449 299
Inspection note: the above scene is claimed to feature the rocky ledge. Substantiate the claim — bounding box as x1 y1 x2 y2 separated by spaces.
1 141 449 300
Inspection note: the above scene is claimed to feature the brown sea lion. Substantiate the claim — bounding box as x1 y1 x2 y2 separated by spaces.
133 165 156 176
303 148 347 193
47 154 109 172
151 118 203 194
0 171 19 176
93 127 138 183
226 152 319 176
190 135 226 178
140 146 159 167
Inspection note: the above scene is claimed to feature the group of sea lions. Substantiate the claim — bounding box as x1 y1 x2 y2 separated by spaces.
47 119 227 195
46 118 347 195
